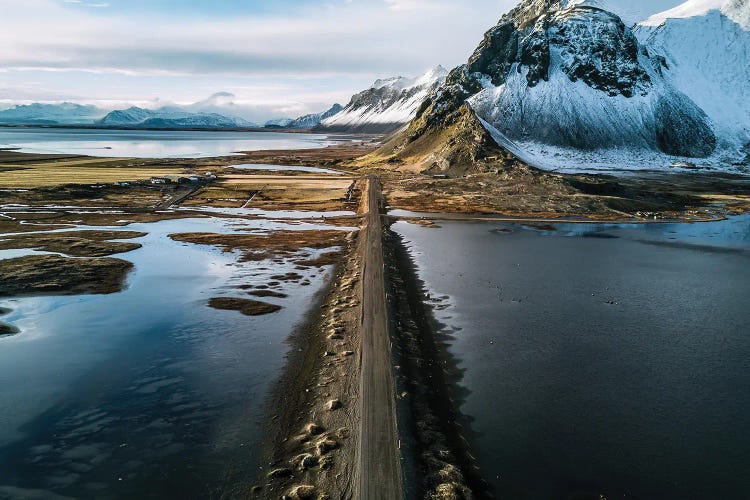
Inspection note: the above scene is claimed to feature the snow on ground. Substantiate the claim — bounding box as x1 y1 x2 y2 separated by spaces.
479 115 747 174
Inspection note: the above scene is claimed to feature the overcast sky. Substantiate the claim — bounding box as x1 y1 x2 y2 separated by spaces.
0 0 681 121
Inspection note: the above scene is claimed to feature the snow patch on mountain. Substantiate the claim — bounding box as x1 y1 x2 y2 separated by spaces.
641 0 750 28
319 66 448 133
478 115 727 174
636 1 750 152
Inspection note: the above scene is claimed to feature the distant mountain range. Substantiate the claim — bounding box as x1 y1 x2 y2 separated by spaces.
0 103 104 125
373 0 750 173
96 106 257 129
277 104 344 129
0 96 345 131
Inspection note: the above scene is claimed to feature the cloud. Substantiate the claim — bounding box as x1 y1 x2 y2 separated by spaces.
0 0 684 120
383 0 450 11
63 0 110 6
0 0 510 119
3 0 509 78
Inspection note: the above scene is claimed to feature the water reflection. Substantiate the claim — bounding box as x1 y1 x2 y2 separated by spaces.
0 215 343 497
0 128 342 158
394 215 750 499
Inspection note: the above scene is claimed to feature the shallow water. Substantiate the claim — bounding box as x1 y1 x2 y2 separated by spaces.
394 215 750 499
184 206 357 220
0 216 341 497
0 128 340 158
229 163 344 175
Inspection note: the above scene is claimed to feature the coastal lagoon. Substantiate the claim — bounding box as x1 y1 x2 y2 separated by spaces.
394 215 750 499
0 215 344 497
0 127 342 158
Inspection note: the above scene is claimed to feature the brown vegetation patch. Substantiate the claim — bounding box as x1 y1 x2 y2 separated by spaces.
248 290 288 299
0 322 20 336
0 219 67 233
377 168 750 221
237 141 378 168
0 254 133 297
271 272 304 282
208 297 282 316
184 175 358 212
294 251 343 267
169 230 350 262
0 211 206 231
0 230 146 257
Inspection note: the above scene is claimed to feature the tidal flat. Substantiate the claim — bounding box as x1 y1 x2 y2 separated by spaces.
0 147 363 497
0 213 354 498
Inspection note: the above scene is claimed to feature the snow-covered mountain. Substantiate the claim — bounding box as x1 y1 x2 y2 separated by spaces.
283 104 343 129
317 66 448 133
98 106 256 129
0 102 105 125
381 0 749 173
635 0 750 161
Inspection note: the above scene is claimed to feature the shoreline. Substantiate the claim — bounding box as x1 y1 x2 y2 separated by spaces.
383 222 489 499
0 123 375 138
252 209 366 498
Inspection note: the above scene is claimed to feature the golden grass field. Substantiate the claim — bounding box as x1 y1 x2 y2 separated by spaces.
184 174 356 209
0 157 183 188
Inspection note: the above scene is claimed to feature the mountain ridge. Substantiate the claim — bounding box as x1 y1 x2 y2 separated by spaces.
97 106 256 129
316 66 448 134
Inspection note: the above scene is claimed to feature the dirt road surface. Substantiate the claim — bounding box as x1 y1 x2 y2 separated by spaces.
355 176 403 499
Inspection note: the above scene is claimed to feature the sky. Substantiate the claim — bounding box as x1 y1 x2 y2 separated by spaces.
0 0 681 121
